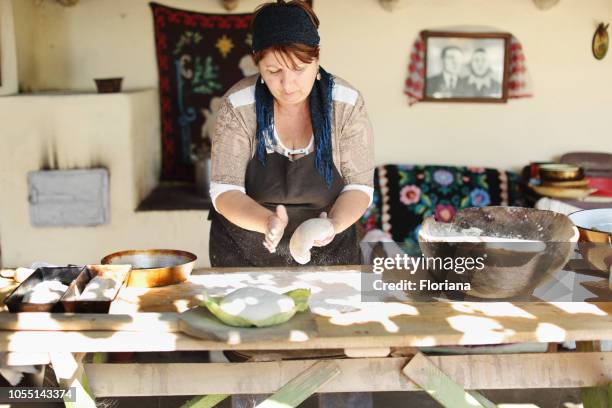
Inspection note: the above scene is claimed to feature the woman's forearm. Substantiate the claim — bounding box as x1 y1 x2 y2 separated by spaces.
215 191 273 234
327 190 370 234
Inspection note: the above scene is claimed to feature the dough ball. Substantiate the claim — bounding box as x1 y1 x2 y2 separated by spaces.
290 218 335 264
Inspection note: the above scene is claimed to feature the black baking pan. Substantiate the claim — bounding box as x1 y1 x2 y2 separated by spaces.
61 264 130 313
3 266 84 313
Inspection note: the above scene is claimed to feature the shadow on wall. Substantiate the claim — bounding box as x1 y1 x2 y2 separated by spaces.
39 138 108 171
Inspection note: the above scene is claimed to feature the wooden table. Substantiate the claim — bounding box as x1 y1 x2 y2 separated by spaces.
0 266 610 408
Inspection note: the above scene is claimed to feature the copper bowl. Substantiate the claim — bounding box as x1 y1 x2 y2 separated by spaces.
568 209 612 273
101 249 197 288
539 163 583 181
419 207 578 299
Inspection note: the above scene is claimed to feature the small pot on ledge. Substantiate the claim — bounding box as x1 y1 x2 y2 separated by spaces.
94 77 123 93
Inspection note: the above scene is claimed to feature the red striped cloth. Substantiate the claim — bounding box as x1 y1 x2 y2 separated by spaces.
404 33 533 105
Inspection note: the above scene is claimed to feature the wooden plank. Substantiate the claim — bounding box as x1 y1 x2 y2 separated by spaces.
581 388 609 408
468 391 498 408
403 353 497 408
257 361 340 408
344 347 390 358
181 394 229 408
49 352 96 408
0 312 179 332
0 331 206 353
84 353 612 396
0 352 50 366
315 301 612 347
577 341 609 408
2 320 612 353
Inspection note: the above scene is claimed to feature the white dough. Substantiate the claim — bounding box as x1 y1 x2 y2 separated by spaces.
22 281 67 304
79 276 118 300
219 287 295 322
290 218 335 264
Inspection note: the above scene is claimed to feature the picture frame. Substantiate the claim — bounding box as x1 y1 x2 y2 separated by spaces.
422 31 512 103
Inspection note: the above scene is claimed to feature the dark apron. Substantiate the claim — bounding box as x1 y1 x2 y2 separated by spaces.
209 151 359 267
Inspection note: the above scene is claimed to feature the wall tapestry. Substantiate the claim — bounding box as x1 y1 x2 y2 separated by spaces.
151 2 255 181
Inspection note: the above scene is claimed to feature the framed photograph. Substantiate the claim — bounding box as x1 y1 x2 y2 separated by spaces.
422 31 511 103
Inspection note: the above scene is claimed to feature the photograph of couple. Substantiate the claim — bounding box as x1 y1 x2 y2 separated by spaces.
425 35 508 100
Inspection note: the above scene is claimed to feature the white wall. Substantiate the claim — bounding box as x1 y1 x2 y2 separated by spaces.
11 0 35 93
0 0 18 95
14 0 612 169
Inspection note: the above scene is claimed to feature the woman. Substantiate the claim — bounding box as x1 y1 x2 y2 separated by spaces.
209 0 374 268
209 1 374 406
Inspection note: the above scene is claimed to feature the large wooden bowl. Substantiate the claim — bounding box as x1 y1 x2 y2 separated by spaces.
101 249 197 288
419 207 578 299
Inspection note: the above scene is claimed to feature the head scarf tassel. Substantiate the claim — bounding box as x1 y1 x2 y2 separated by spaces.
255 67 335 188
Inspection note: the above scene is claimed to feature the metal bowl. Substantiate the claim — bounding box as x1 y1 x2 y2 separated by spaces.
419 207 578 299
568 209 612 273
101 249 197 288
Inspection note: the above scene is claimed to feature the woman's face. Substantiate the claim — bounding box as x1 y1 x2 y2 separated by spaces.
258 51 319 106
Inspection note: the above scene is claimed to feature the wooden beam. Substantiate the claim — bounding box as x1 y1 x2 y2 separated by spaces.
84 353 612 397
2 320 612 353
0 352 50 366
344 347 390 357
49 352 96 408
256 361 340 408
0 330 206 352
577 341 610 408
0 312 179 332
180 394 229 408
403 353 497 408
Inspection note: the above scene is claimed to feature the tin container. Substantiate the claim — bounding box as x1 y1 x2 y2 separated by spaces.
60 264 131 313
3 266 84 313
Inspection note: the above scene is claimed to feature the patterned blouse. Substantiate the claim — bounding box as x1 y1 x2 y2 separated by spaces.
210 74 375 209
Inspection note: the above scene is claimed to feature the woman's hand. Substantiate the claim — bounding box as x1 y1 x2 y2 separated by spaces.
263 205 289 253
313 212 336 247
